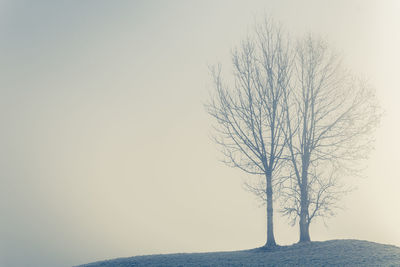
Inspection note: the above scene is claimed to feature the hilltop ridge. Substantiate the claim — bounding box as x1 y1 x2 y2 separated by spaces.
77 239 400 266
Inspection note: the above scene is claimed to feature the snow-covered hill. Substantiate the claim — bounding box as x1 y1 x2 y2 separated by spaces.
76 239 400 266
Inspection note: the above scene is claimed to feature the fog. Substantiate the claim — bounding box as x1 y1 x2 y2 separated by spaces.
1 1 399 266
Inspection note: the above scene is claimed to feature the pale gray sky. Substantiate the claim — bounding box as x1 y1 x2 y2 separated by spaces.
1 1 399 267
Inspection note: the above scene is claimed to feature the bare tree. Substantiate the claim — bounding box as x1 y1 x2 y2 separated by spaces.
280 35 380 242
206 20 292 247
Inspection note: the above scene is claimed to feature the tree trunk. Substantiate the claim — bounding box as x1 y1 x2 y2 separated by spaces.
299 168 311 243
265 171 276 247
299 212 310 242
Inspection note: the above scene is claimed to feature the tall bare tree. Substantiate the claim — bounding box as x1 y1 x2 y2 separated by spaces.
280 35 380 242
206 20 292 247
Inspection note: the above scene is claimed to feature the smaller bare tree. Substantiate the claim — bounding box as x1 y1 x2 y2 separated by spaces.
280 35 380 242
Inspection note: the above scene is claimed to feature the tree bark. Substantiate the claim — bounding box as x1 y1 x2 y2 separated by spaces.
299 165 311 242
265 171 276 247
299 204 311 242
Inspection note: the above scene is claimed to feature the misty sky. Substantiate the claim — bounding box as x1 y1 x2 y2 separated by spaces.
1 1 399 267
